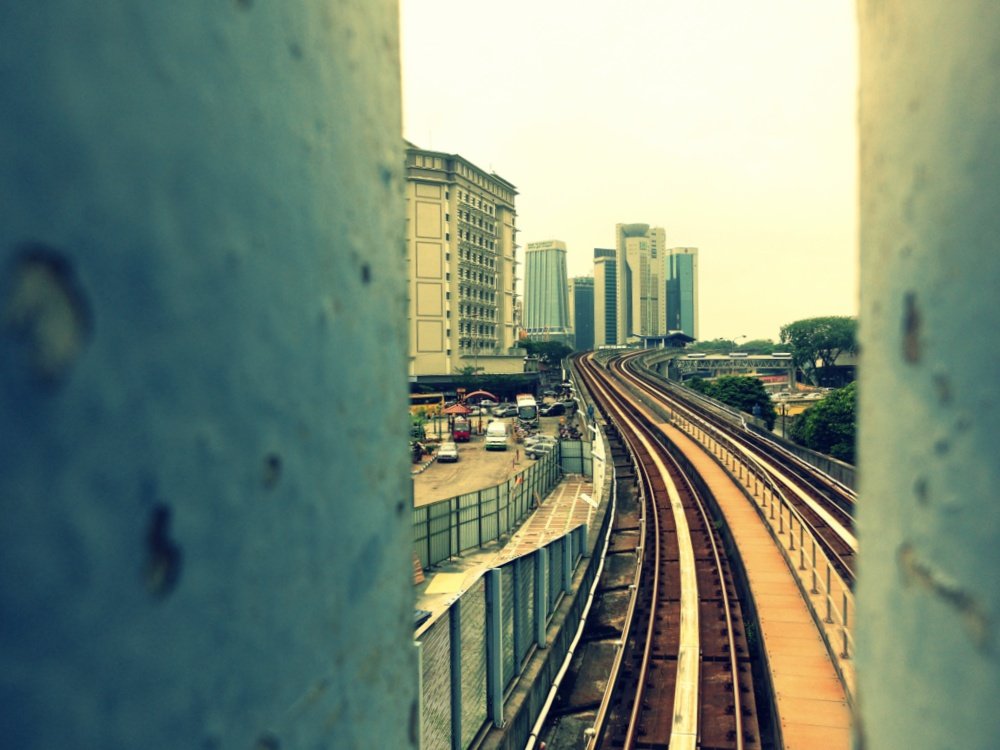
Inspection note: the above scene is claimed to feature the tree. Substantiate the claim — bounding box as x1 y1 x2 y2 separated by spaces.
779 316 857 385
734 338 776 354
519 340 572 363
686 338 736 354
687 375 777 429
788 382 856 463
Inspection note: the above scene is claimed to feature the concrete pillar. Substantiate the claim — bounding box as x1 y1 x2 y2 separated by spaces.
0 3 415 749
858 3 1000 748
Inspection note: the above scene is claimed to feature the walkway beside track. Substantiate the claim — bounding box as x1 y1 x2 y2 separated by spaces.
659 420 851 749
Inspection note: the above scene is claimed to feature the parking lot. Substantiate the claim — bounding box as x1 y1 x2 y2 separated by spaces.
412 415 563 508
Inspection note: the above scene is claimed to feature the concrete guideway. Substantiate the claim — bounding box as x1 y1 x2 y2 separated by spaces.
663 420 852 749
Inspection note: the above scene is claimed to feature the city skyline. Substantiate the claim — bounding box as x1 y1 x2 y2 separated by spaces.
400 1 858 342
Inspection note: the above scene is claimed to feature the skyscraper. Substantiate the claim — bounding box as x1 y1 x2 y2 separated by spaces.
615 223 666 342
661 247 699 338
593 248 617 347
404 143 523 378
568 276 595 351
523 240 570 341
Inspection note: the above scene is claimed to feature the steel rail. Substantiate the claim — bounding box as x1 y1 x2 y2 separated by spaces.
579 353 745 750
574 356 649 749
612 353 857 583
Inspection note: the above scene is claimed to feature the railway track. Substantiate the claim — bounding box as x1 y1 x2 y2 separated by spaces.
614 352 858 587
576 354 760 750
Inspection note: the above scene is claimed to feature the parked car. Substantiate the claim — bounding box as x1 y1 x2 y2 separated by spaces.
437 441 459 462
524 434 558 450
493 404 518 418
540 402 565 417
525 439 558 459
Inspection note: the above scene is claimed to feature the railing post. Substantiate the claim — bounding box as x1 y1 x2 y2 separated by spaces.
788 514 795 550
449 600 463 750
563 536 573 594
825 564 834 623
811 540 819 593
535 547 548 648
485 568 504 728
426 509 433 568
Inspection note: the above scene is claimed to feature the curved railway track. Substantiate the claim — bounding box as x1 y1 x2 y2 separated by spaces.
576 353 760 750
613 352 858 587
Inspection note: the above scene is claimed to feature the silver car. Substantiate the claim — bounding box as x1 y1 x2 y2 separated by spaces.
437 441 459 462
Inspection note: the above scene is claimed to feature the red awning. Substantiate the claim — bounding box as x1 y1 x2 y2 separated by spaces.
442 403 472 415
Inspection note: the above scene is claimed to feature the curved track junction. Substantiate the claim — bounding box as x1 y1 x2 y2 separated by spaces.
540 350 856 749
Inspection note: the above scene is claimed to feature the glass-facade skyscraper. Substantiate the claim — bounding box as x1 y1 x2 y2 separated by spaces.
594 248 617 346
523 240 570 340
568 276 595 351
663 247 699 339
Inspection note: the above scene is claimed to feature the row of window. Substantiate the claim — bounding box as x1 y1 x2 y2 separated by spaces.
459 268 495 286
458 229 494 250
457 209 495 233
459 339 497 350
457 188 496 214
459 322 496 336
459 248 494 268
459 285 495 303
458 303 495 319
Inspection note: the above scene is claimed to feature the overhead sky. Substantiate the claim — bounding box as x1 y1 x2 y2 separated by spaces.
400 0 858 342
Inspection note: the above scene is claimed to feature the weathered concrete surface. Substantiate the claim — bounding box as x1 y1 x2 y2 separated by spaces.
858 3 1000 748
0 3 416 749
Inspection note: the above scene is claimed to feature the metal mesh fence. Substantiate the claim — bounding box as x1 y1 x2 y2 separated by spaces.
501 565 516 690
548 538 562 614
419 617 452 750
460 578 488 749
416 449 561 568
516 554 534 666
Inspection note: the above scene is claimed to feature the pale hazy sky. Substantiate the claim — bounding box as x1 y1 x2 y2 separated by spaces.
400 0 859 342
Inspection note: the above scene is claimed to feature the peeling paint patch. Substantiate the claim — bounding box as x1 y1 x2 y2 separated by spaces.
144 504 182 599
262 453 283 489
2 245 92 384
902 292 921 363
932 373 952 405
898 543 992 651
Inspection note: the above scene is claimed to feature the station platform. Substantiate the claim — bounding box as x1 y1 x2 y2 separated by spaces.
662 421 852 749
414 472 597 623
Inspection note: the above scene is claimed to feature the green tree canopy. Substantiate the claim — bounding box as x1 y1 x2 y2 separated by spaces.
788 382 856 463
686 338 737 354
734 338 776 353
779 316 857 384
688 375 777 429
518 340 572 363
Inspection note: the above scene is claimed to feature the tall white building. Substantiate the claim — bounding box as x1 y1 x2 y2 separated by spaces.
404 144 524 378
523 240 570 341
615 223 665 342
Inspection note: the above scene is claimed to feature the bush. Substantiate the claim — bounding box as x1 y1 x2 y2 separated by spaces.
788 382 856 463
688 375 777 430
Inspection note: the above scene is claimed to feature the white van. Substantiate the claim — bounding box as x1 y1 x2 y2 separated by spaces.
484 420 508 451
